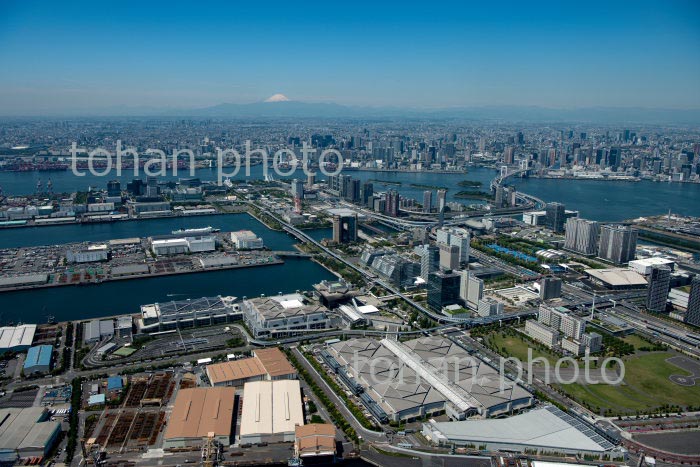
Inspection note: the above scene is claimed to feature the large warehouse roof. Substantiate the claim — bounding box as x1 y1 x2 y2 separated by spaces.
207 357 267 385
253 348 296 378
329 336 532 418
25 345 52 368
0 324 36 351
425 405 614 453
0 407 59 452
164 387 235 441
240 380 303 437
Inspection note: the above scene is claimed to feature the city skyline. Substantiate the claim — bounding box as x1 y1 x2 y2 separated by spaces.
1 0 699 115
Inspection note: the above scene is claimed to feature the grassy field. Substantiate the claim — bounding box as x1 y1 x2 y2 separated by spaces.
555 351 698 415
488 331 567 366
621 334 652 350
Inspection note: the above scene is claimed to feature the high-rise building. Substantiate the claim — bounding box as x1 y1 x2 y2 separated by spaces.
598 225 638 264
459 271 484 310
385 190 400 217
608 147 622 170
685 275 700 327
437 189 447 213
422 190 433 213
494 186 505 208
503 146 515 164
427 271 461 311
646 265 671 313
539 276 562 300
436 227 470 264
107 180 121 197
419 245 440 281
307 172 316 187
545 202 566 233
146 176 159 198
291 179 305 199
439 243 459 271
332 214 358 244
449 231 470 263
564 218 599 255
361 182 374 207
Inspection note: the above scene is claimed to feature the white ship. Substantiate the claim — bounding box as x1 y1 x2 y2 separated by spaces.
171 226 220 235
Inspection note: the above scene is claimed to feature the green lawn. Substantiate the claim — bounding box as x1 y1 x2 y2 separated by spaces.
621 334 652 350
489 331 564 366
555 351 698 415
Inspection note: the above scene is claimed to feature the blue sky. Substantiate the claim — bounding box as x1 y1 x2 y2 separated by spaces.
0 0 699 114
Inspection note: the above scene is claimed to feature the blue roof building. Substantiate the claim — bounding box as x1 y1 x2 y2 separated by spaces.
107 376 123 392
88 394 106 406
23 345 52 375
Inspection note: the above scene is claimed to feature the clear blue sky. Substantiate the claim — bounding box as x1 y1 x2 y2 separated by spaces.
0 0 699 114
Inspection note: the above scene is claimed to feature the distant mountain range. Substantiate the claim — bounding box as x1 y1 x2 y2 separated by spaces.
4 99 700 124
171 102 700 124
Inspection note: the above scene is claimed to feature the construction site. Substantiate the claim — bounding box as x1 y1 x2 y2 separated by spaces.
85 372 180 454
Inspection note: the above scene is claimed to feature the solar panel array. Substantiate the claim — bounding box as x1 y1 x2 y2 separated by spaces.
545 405 615 450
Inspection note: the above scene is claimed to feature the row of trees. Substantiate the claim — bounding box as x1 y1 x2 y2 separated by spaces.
282 349 361 443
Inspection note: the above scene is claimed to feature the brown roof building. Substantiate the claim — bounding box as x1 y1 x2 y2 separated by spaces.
253 348 297 380
163 387 235 448
206 348 297 387
294 424 337 463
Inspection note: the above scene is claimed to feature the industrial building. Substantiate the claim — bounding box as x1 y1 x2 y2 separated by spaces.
137 295 241 333
83 319 114 344
242 294 331 339
23 345 53 375
239 380 304 444
66 244 109 263
115 316 132 339
206 348 296 387
629 257 675 275
422 405 616 457
0 274 49 290
0 324 36 353
327 336 533 422
0 407 62 459
292 424 337 465
150 234 216 256
163 387 236 449
230 230 264 249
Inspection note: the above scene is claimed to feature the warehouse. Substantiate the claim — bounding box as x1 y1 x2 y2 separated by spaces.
0 274 48 289
422 405 616 457
23 345 53 375
0 324 36 353
327 336 533 422
0 407 61 458
163 387 236 449
206 348 296 387
83 319 114 344
206 356 267 387
239 380 304 444
293 424 337 465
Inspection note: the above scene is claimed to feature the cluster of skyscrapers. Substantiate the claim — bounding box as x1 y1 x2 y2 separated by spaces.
564 217 638 264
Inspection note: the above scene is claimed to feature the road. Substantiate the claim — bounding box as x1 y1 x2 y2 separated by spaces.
290 347 387 443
